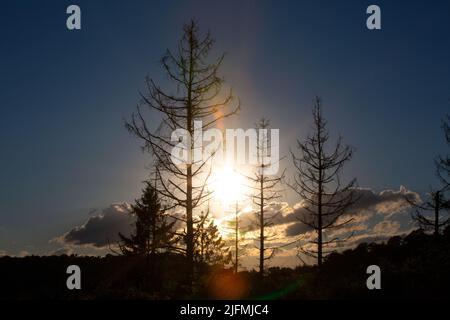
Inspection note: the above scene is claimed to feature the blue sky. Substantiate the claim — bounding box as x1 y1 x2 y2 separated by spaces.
0 0 449 257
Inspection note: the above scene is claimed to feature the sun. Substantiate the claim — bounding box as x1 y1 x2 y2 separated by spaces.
210 164 247 208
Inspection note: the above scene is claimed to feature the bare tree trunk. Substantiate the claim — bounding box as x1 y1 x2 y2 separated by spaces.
434 191 440 239
185 29 194 277
259 176 264 277
235 202 239 274
317 126 323 268
317 188 322 268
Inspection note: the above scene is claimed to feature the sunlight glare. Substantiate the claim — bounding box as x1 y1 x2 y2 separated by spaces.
210 164 246 208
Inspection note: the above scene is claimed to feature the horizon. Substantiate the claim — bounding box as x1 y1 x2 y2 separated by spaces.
1 0 450 273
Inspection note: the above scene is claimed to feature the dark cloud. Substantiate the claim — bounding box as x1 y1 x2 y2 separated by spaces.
223 186 419 238
285 222 312 237
55 187 419 254
373 220 401 235
58 203 133 247
282 186 419 236
50 247 75 256
348 186 420 215
343 225 415 248
233 202 297 233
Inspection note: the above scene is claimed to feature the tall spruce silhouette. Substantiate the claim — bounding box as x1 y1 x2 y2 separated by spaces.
125 20 239 281
193 209 231 266
118 182 176 256
222 202 247 273
289 97 358 267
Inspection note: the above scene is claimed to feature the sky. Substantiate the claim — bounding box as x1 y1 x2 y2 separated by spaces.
1 0 449 265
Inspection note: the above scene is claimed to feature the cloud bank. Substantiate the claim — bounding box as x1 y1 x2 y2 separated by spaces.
55 203 133 248
50 186 420 266
284 186 419 237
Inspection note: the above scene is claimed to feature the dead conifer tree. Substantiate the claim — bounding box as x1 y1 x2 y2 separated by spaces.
407 188 449 238
436 114 450 188
247 118 285 277
407 115 450 238
125 20 239 280
289 97 358 267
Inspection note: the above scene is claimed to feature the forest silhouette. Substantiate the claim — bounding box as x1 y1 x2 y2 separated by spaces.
1 20 449 300
1 226 450 299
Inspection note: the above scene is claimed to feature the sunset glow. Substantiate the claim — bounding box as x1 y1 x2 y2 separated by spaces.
210 164 247 208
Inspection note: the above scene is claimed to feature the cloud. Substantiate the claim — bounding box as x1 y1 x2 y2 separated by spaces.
233 186 417 234
344 224 416 249
0 250 30 257
373 220 401 235
217 186 419 247
48 186 419 266
235 202 295 232
17 250 30 257
282 186 419 236
222 186 419 267
50 247 75 256
285 222 312 237
350 185 420 216
55 203 133 248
